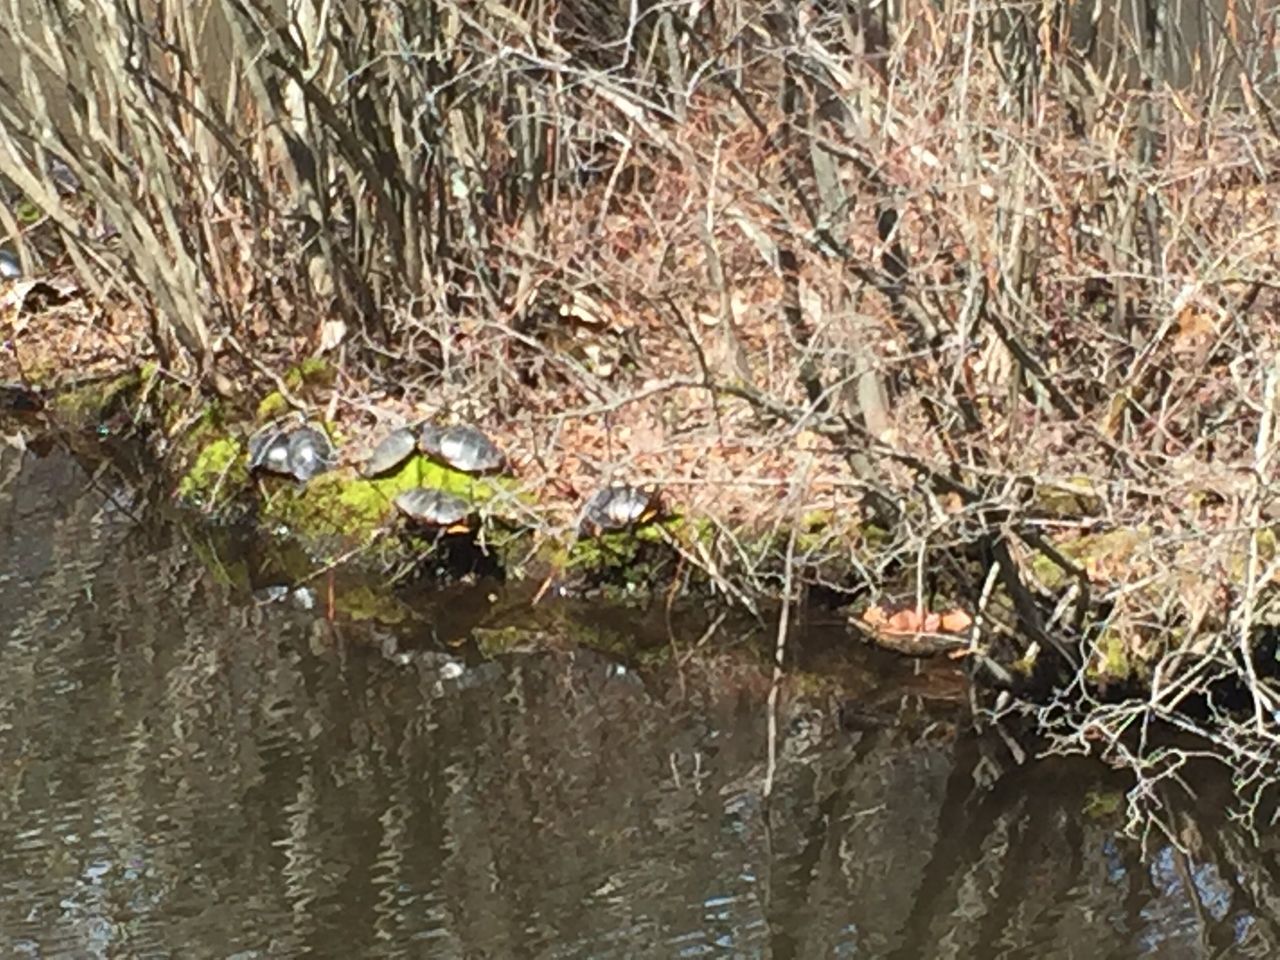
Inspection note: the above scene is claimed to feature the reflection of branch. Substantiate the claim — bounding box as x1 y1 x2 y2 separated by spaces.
763 481 803 802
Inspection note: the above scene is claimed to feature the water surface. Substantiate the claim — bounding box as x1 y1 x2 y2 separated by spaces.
0 436 1272 958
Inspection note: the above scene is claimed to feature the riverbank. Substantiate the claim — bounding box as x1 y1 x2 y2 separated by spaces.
5 0 1280 803
5 274 1277 697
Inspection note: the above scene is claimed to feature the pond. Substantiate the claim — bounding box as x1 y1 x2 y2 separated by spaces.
0 434 1272 958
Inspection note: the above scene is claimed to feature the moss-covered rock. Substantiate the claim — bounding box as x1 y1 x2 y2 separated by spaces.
333 583 414 624
289 357 334 387
1029 527 1152 590
178 436 247 506
263 453 519 543
1087 627 1135 683
1035 476 1104 518
256 391 290 421
47 372 140 429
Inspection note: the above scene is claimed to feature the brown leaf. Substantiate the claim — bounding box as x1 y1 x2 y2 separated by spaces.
884 608 927 634
938 609 973 633
861 604 889 628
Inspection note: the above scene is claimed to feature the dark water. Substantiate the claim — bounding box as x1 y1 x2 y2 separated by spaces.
0 436 1273 959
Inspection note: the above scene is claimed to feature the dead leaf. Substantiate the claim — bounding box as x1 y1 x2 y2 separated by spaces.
938 609 973 633
317 318 347 352
884 607 926 634
862 604 972 637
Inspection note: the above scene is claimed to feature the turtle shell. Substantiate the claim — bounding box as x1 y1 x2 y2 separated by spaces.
246 424 292 474
394 488 473 528
418 424 505 474
580 484 659 533
286 426 335 482
362 425 418 477
0 250 20 280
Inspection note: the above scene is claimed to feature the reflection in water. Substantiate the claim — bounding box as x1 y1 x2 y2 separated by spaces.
0 438 1274 958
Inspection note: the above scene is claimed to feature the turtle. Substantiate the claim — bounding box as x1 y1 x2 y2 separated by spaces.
0 250 20 280
418 423 506 475
247 422 333 482
394 488 474 532
285 425 335 482
361 424 420 477
579 483 660 534
246 424 292 475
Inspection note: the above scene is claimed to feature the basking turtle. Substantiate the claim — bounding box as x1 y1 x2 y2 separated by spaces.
285 425 335 482
418 424 506 475
580 483 660 534
361 424 419 478
0 250 20 280
394 487 473 532
246 424 292 475
247 422 333 482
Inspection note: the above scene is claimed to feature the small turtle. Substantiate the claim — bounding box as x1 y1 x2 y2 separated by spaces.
247 421 333 482
0 250 20 280
362 424 419 477
246 424 292 475
286 425 335 482
580 483 660 534
394 488 473 531
418 424 506 474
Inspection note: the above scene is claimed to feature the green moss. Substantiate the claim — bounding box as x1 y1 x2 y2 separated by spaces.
265 454 517 541
474 625 538 657
1088 629 1133 682
1030 528 1151 590
285 357 335 389
792 510 837 553
800 508 832 531
253 359 335 422
334 584 413 624
47 372 140 425
861 523 891 549
256 391 289 421
566 529 644 570
178 437 246 505
561 523 678 596
678 515 717 546
1081 789 1124 820
634 516 681 544
1009 632 1040 675
1036 476 1104 518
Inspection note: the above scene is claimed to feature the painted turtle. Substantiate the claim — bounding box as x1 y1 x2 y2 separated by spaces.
248 422 334 482
580 483 660 534
0 250 20 280
361 424 419 478
394 488 473 531
285 426 334 482
418 424 506 474
246 424 292 475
